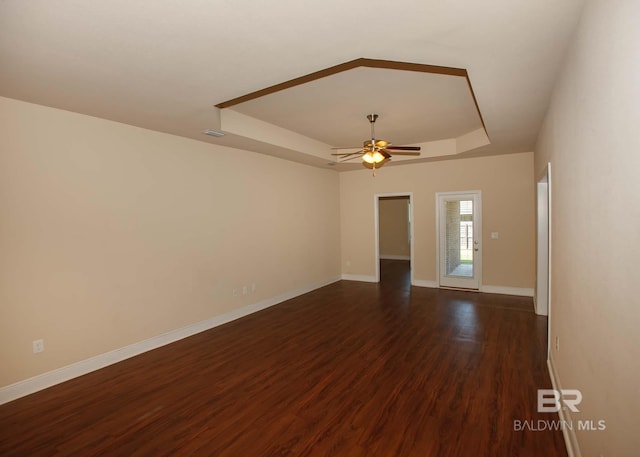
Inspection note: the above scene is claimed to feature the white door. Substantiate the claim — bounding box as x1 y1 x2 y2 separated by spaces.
437 192 482 289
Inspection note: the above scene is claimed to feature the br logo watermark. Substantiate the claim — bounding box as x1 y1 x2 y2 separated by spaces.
513 389 606 432
537 389 582 413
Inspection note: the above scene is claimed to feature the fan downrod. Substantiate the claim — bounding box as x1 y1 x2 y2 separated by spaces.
367 113 379 141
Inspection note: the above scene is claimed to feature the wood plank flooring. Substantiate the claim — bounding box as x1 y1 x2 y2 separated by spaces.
0 260 567 456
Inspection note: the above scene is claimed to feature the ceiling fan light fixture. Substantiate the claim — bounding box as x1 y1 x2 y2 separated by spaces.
331 113 421 176
362 150 385 164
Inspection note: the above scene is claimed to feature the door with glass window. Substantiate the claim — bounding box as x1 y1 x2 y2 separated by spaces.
437 192 481 289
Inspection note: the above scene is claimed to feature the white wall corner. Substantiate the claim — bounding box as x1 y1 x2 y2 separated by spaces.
0 275 341 405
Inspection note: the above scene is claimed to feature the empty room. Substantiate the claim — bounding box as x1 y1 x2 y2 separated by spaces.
0 1 638 456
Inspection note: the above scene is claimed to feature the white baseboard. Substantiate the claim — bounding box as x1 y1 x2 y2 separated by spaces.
341 274 377 283
411 281 533 295
0 275 341 405
548 353 581 457
379 255 410 261
411 279 438 288
480 285 534 297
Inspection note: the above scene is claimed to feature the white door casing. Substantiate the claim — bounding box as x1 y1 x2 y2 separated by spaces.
374 193 414 284
436 191 482 290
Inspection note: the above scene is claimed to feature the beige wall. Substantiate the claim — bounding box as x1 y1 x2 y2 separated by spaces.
0 97 341 387
378 197 410 258
535 1 640 455
340 152 535 289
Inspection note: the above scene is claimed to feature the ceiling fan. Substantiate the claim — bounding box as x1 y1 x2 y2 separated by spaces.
331 114 421 175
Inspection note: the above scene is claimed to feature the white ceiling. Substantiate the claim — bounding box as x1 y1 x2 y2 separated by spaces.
229 66 482 146
0 0 585 169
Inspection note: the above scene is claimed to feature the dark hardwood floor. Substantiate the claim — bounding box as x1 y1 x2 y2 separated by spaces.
0 260 567 456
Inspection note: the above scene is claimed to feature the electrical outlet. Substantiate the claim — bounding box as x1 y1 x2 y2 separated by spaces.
233 288 238 297
555 335 560 351
242 285 248 295
33 339 44 354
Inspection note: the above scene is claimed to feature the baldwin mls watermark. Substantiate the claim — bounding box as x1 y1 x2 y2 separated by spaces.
513 389 606 432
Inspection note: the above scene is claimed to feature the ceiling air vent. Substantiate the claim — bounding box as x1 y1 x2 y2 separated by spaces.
202 129 225 137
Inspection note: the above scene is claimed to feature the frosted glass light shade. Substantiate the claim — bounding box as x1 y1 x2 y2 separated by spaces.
362 151 385 164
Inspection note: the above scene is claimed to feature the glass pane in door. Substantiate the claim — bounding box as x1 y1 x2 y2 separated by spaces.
444 199 473 277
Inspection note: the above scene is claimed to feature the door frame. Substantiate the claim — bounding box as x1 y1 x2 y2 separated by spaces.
536 163 551 317
536 163 552 363
374 192 414 284
435 190 482 290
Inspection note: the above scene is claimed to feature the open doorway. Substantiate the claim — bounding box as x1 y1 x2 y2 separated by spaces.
375 193 413 286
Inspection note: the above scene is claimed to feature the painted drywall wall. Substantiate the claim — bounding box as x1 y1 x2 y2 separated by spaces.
534 1 640 455
340 152 535 290
0 97 341 388
378 197 410 258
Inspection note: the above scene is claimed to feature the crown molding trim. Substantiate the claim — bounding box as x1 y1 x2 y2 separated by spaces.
215 58 486 135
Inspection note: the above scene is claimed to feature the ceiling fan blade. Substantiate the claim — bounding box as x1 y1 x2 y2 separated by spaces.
381 150 392 159
330 146 363 150
385 145 421 151
339 155 364 162
374 140 389 148
383 150 421 156
331 150 364 155
334 152 364 159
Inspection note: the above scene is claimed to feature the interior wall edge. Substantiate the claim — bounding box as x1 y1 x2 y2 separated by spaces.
340 274 377 283
548 352 581 457
479 285 534 298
